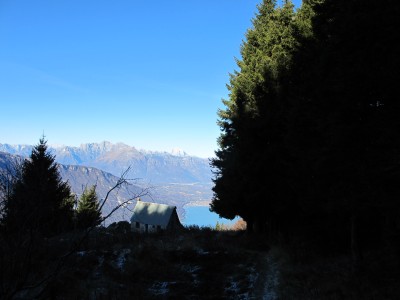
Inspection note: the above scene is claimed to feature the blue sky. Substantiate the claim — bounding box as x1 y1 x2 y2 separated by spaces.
0 0 301 158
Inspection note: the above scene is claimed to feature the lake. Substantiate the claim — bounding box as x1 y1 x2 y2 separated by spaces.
183 205 240 228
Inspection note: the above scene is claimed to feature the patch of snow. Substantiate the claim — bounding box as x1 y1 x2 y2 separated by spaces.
263 256 280 300
225 278 240 294
182 265 201 286
76 251 86 257
185 265 201 273
114 248 131 270
49 143 66 149
247 266 258 290
225 276 255 299
195 248 210 256
148 282 170 296
171 148 187 156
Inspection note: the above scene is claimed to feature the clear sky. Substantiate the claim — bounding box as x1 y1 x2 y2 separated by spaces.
0 0 301 158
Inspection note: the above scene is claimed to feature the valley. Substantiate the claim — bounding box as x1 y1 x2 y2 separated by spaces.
0 141 214 225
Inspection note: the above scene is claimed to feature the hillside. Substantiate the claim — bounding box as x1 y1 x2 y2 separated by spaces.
0 152 147 224
0 142 215 222
0 152 210 224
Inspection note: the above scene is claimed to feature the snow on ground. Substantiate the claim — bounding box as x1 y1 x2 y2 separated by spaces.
262 255 280 300
114 248 131 270
225 277 241 294
247 266 258 290
148 281 176 296
182 265 201 286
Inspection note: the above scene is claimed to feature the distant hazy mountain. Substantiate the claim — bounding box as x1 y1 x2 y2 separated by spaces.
0 144 33 157
0 142 212 184
0 150 213 224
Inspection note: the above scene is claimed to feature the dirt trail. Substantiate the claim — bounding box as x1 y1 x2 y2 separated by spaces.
251 252 281 300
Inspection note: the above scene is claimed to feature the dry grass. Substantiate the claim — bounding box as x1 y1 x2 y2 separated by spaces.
274 244 400 300
13 225 269 299
5 223 397 299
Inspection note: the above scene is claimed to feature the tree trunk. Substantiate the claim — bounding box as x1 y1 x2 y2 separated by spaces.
246 219 254 234
253 218 261 234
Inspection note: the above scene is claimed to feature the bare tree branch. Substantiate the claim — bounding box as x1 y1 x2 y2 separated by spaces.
1 166 150 299
0 156 23 218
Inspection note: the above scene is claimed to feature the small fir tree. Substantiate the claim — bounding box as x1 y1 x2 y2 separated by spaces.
76 185 102 229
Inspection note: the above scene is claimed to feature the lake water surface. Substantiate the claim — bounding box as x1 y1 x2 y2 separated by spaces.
183 205 240 227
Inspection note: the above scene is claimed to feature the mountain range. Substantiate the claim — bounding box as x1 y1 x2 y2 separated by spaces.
0 142 214 224
0 142 212 184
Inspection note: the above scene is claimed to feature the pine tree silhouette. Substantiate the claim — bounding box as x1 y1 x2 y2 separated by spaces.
4 137 74 237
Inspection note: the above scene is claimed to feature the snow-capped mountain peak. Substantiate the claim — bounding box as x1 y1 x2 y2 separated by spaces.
171 148 187 157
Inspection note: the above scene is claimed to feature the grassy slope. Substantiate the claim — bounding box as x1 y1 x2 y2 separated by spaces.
6 225 400 299
18 226 269 299
271 244 400 300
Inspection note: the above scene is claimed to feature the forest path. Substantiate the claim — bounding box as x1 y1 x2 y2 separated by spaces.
251 250 281 300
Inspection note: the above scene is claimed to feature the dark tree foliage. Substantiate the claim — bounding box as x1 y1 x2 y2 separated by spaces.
212 0 400 258
211 0 301 233
288 0 400 256
76 185 102 229
3 138 74 237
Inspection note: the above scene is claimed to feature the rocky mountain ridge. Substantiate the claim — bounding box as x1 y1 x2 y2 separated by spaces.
0 142 212 184
0 151 212 224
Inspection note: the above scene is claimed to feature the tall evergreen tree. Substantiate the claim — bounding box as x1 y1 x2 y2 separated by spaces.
76 185 102 229
3 138 74 237
211 0 302 233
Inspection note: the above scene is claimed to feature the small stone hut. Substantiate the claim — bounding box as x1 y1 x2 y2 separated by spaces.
130 201 183 233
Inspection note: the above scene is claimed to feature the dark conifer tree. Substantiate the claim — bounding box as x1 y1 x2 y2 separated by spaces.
76 185 102 229
211 0 302 233
3 138 74 237
212 0 399 263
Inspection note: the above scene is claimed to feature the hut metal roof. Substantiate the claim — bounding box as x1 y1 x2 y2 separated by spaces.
130 201 176 227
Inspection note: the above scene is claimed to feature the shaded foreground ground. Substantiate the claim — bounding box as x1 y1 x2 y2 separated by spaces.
7 225 400 299
12 226 269 299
